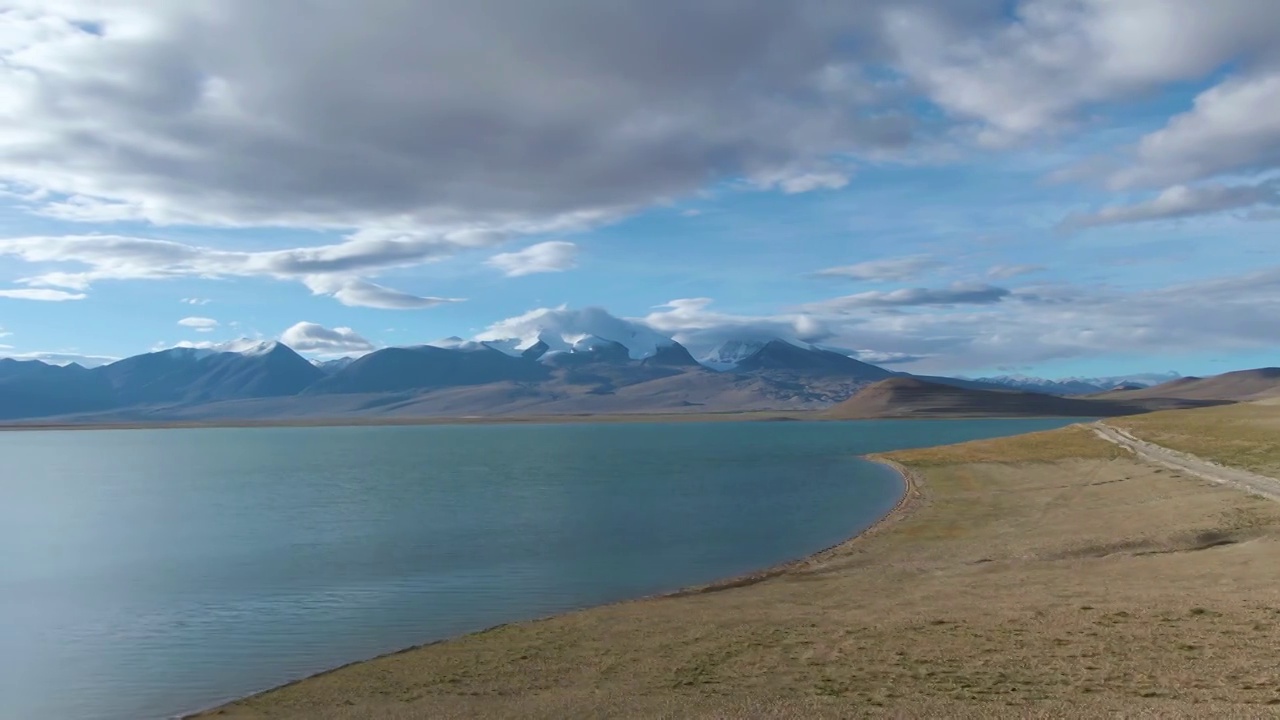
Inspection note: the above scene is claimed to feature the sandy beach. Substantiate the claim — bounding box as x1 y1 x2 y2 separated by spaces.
193 411 1280 719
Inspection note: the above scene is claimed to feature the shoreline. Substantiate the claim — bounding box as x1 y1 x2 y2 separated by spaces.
181 417 1280 717
3 412 1098 433
182 457 917 719
1 410 807 432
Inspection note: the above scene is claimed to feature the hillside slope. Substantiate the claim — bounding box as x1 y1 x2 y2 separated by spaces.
1095 368 1280 403
823 378 1186 419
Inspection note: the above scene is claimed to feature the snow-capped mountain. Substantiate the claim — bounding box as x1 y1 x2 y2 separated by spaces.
473 307 678 362
701 338 893 379
311 357 356 374
973 372 1182 396
701 340 769 371
475 329 677 362
95 341 324 406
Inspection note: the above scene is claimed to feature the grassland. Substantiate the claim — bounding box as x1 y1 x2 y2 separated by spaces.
1110 401 1280 477
192 421 1280 718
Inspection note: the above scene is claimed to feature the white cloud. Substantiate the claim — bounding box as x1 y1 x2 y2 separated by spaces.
639 298 832 354
158 338 272 353
849 349 930 365
181 297 211 305
0 234 469 308
885 1 1280 142
280 322 375 355
813 255 943 282
801 283 1012 313
0 1 914 236
753 168 852 194
0 287 86 301
486 241 579 277
300 276 462 310
987 264 1045 280
1062 181 1280 229
177 316 219 332
1109 72 1280 190
626 264 1280 373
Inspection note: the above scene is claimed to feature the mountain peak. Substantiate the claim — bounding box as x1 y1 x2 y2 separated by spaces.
729 338 893 379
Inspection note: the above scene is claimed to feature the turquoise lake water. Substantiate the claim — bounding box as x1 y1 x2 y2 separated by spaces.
0 418 1079 719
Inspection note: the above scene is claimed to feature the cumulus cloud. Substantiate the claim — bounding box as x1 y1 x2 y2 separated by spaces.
885 1 1280 142
1062 182 1280 229
487 241 579 277
280 322 375 355
1108 72 1280 190
177 316 218 332
813 254 943 282
801 283 1011 313
0 0 917 235
0 288 87 301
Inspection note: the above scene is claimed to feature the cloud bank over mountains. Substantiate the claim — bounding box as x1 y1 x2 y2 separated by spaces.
89 258 1274 374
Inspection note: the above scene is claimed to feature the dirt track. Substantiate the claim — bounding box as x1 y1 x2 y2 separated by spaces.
1093 422 1280 502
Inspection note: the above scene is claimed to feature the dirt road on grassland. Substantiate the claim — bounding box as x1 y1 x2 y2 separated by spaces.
1093 421 1280 502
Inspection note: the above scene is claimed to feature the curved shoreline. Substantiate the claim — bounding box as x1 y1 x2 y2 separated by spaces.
183 457 917 719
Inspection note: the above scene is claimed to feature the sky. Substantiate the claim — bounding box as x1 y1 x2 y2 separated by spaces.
0 0 1278 378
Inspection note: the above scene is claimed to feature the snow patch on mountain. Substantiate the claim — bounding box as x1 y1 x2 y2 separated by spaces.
973 372 1183 395
474 306 675 360
702 338 858 370
166 338 281 358
701 340 770 370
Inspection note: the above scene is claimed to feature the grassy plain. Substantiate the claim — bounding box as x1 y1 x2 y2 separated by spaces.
1111 402 1280 477
192 422 1280 718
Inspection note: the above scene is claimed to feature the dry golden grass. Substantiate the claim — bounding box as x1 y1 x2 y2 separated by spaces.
194 426 1280 719
885 423 1120 465
1111 402 1280 476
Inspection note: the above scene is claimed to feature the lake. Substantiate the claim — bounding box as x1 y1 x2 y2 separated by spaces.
0 418 1078 719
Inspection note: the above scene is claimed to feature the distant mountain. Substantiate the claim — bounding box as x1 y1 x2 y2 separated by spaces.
0 330 1246 425
971 372 1183 396
1094 368 1280 402
312 357 355 374
98 341 324 405
0 359 116 420
822 377 1200 419
308 344 549 394
474 319 680 362
702 340 770 370
705 339 893 379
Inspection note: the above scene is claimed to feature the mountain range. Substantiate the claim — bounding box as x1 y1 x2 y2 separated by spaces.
0 331 1264 424
966 372 1184 396
0 335 890 422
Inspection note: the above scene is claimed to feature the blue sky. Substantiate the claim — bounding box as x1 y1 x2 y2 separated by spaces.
0 1 1278 378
